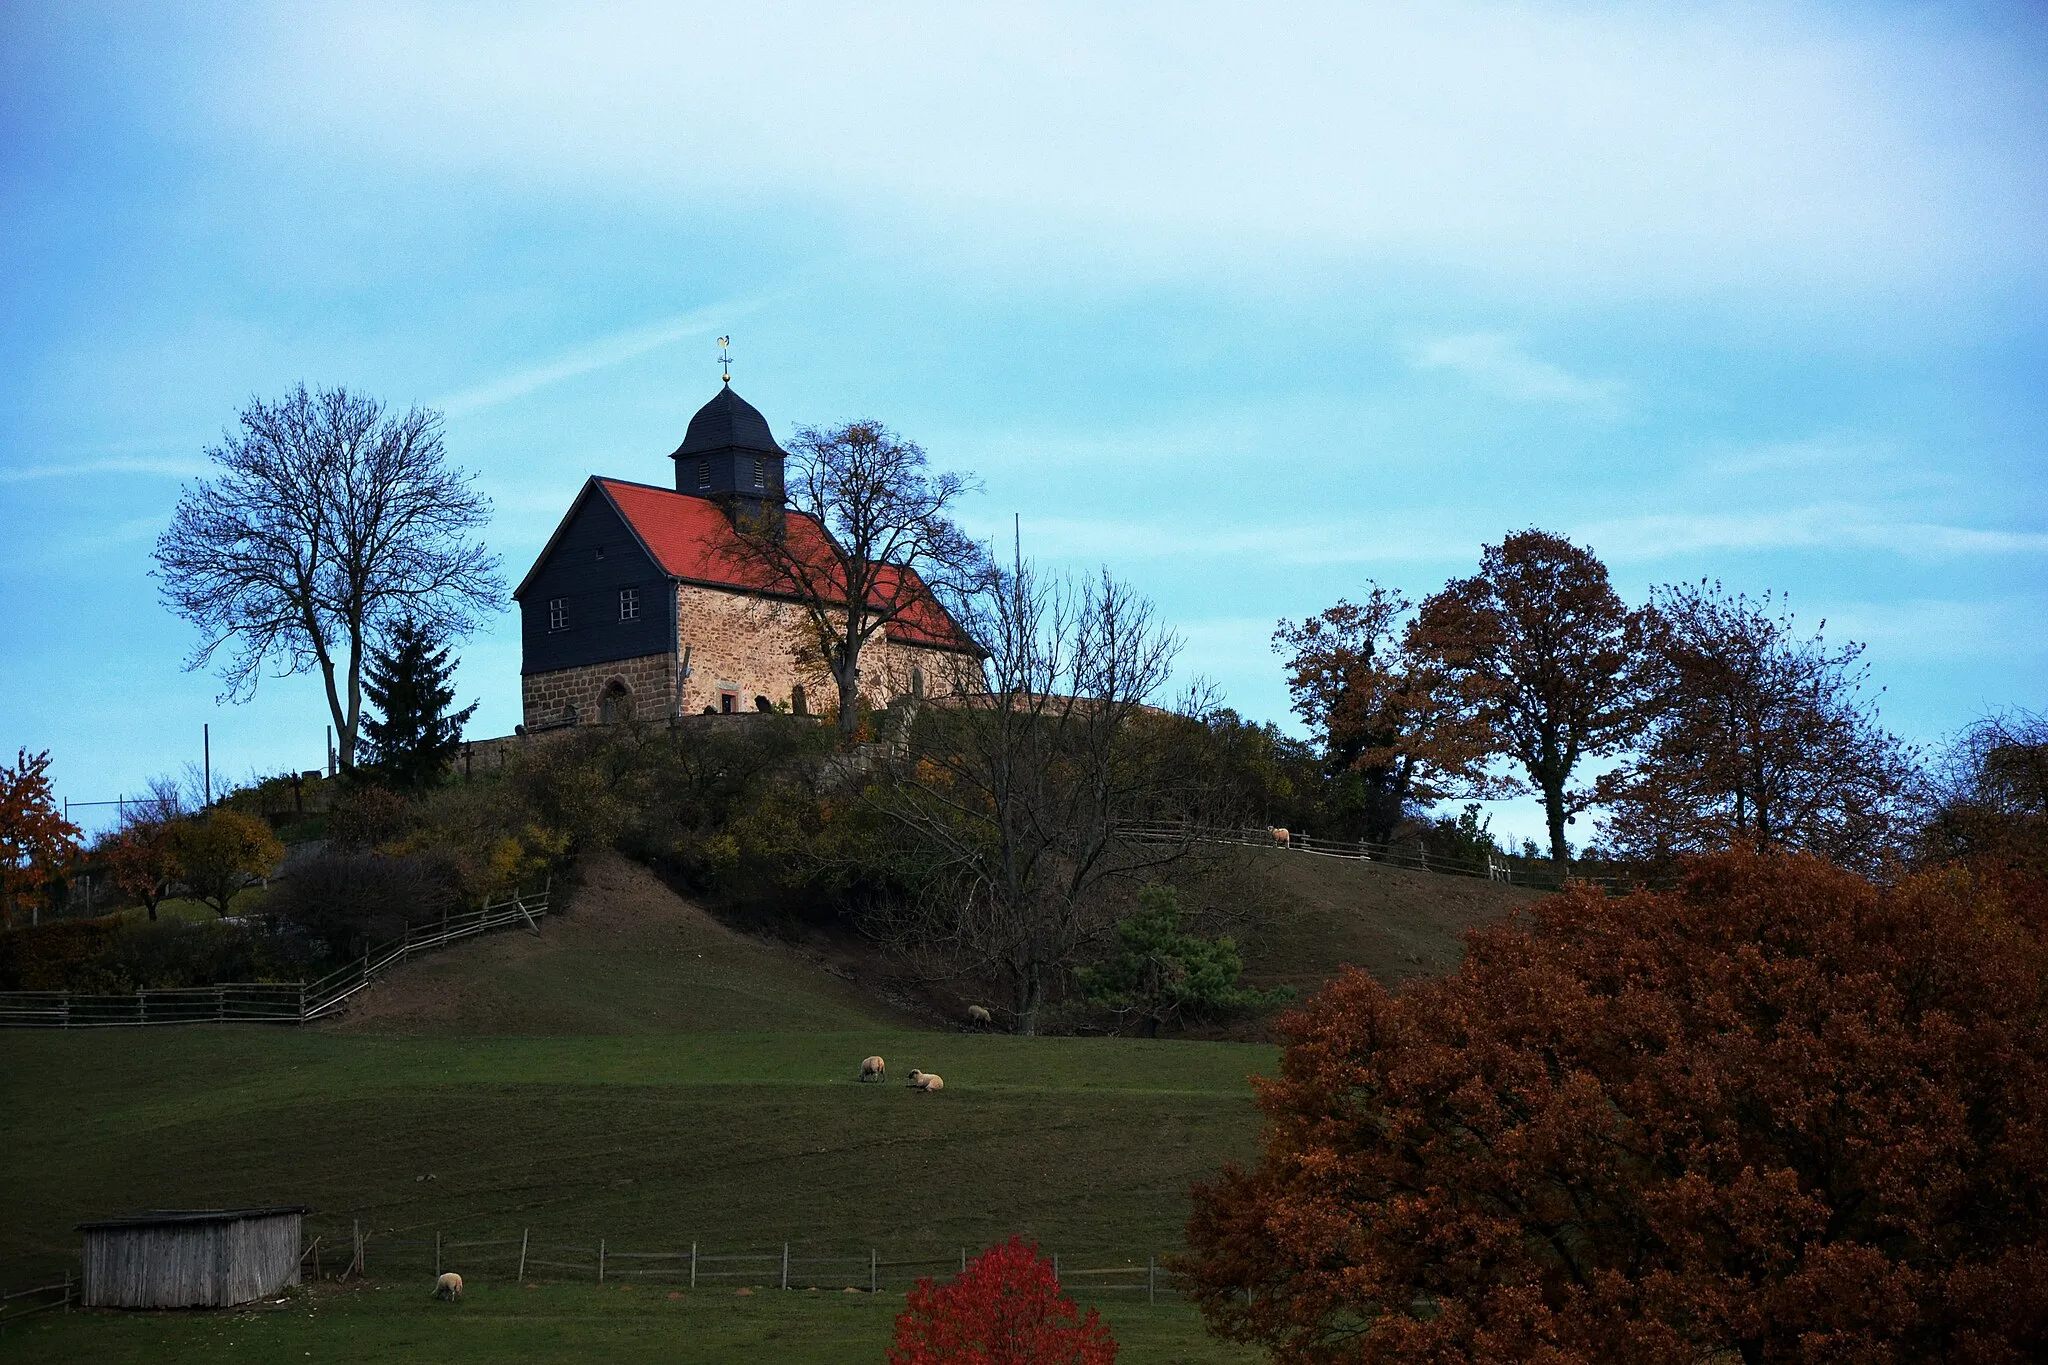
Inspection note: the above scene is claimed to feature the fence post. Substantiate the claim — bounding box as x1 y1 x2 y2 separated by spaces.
870 1248 877 1295
599 1238 605 1284
518 1228 529 1282
1052 1252 1059 1282
1148 1256 1156 1305
215 985 224 1021
960 1248 967 1275
690 1241 697 1290
782 1242 789 1291
435 1232 441 1278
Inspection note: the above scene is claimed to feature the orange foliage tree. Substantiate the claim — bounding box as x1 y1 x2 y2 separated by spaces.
0 748 82 928
1274 584 1495 844
1408 530 1644 866
1180 849 2048 1364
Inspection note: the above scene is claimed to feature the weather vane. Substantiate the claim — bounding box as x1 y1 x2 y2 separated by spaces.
717 336 732 386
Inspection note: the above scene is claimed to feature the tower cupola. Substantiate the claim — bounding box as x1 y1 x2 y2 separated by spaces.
669 386 787 519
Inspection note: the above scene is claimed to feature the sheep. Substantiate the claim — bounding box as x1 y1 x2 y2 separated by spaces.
967 1004 992 1028
433 1272 464 1301
1269 827 1291 848
859 1055 886 1083
907 1070 944 1092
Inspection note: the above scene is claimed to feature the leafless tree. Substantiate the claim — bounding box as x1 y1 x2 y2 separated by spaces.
153 385 502 769
1921 707 2047 871
723 421 989 744
868 561 1185 1034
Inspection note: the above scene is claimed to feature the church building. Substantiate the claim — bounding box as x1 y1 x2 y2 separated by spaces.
513 383 976 730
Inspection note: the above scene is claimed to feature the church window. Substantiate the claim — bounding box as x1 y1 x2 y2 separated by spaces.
548 598 567 631
719 690 738 714
619 587 640 622
697 460 711 489
752 457 765 487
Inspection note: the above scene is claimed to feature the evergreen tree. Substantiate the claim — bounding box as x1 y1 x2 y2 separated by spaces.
359 620 478 792
1076 885 1292 1038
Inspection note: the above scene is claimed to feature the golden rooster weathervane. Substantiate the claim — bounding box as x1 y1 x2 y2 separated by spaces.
717 336 732 386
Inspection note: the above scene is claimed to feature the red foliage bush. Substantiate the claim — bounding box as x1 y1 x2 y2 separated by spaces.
1180 848 2048 1364
889 1236 1118 1365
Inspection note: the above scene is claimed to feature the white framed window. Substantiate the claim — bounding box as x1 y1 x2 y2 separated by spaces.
697 460 711 489
619 587 640 622
752 457 765 487
548 598 567 631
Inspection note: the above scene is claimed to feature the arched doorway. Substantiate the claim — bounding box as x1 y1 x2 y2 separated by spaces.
598 679 634 724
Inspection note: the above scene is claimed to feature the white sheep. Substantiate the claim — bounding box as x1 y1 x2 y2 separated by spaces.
907 1070 944 1092
967 1005 992 1028
1269 827 1291 848
859 1055 886 1083
433 1272 464 1301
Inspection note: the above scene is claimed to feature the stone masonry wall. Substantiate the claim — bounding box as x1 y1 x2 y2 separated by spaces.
520 650 676 731
521 583 977 729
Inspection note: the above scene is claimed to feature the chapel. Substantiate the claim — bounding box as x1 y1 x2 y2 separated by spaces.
513 382 976 730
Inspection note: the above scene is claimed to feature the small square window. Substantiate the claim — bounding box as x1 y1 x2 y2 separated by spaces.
697 460 711 489
619 587 640 622
752 457 765 487
548 598 568 631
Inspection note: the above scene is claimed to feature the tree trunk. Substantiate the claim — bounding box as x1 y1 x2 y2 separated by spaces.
833 642 863 745
1015 962 1043 1037
1544 782 1571 869
1139 1015 1161 1039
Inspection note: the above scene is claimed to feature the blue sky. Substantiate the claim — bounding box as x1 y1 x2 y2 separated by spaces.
3 2 2044 847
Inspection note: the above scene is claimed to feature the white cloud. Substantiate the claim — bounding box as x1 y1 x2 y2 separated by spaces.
0 457 204 485
206 1 2048 297
1409 333 1621 410
1582 506 2048 562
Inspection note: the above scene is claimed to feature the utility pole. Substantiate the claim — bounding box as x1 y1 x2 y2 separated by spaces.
203 723 212 810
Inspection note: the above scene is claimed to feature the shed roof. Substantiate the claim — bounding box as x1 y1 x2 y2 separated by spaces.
78 1207 308 1231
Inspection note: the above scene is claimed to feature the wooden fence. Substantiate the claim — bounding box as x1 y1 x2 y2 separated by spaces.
0 1276 74 1324
0 885 549 1029
1119 822 1651 893
303 1226 1184 1303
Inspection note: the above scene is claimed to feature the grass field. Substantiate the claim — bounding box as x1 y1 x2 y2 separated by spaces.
0 847 1517 1362
0 1281 1260 1364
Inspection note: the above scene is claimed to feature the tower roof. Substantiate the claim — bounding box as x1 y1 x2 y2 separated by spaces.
670 386 787 461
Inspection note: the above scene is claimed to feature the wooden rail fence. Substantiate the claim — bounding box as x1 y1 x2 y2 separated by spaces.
304 1227 1183 1302
1119 821 1651 893
0 885 549 1029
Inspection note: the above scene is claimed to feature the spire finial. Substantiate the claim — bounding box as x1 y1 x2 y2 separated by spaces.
717 336 732 386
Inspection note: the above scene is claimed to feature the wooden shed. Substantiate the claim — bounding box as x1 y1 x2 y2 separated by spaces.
78 1207 306 1308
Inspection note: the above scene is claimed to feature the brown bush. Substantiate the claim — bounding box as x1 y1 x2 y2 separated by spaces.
1180 848 2048 1364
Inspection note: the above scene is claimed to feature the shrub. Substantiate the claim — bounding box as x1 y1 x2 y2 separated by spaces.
327 784 413 852
1180 847 2048 1364
265 849 465 955
889 1236 1117 1365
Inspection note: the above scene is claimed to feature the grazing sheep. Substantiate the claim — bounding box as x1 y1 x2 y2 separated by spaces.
908 1070 944 1092
967 1005 992 1028
433 1272 464 1301
860 1055 886 1083
1269 827 1291 848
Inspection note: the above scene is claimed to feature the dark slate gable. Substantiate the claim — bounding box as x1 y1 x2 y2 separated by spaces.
516 482 676 676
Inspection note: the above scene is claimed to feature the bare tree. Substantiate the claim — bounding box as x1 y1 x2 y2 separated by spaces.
869 561 1183 1034
153 385 502 769
723 421 988 744
1409 530 1645 867
1921 708 2047 872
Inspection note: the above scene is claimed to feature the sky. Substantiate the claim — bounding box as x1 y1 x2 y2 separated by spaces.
3 1 2044 848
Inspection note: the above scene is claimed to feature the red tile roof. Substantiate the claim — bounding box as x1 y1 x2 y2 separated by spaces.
593 478 976 652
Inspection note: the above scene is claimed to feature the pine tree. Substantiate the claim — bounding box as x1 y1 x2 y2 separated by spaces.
359 620 478 792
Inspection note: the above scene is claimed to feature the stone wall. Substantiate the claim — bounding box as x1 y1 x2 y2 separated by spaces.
520 582 978 729
519 650 676 731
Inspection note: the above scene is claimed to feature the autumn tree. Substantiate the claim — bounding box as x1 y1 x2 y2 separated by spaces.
1275 583 1494 843
1603 580 1921 871
0 748 81 928
1409 530 1644 866
102 778 185 921
359 619 479 793
723 419 989 744
889 1236 1118 1365
869 561 1185 1035
167 810 285 916
1180 848 2048 1364
153 385 502 770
